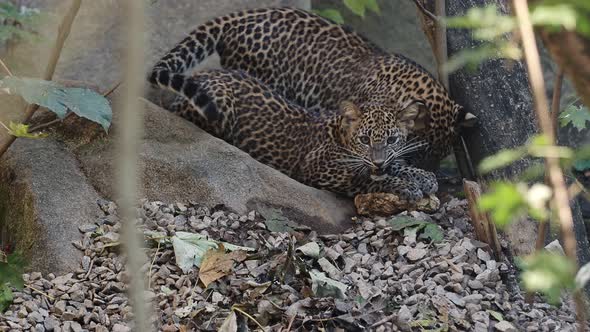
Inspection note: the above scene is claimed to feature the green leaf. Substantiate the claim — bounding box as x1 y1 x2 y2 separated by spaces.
365 0 380 14
532 1 590 37
573 159 590 172
389 216 443 243
388 216 425 231
526 134 573 160
343 0 366 17
531 4 577 31
486 309 504 322
258 206 299 233
419 223 444 243
443 5 516 40
0 284 13 312
478 147 527 174
0 77 112 132
0 3 40 44
520 252 576 304
2 122 48 138
443 42 521 73
479 182 527 228
0 252 24 290
314 9 345 24
559 104 590 131
310 269 347 299
171 232 254 273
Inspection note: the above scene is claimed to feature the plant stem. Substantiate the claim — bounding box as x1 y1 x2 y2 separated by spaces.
0 58 13 76
513 0 587 328
103 81 122 98
116 0 152 331
411 0 438 22
550 68 564 139
528 67 565 303
0 0 81 158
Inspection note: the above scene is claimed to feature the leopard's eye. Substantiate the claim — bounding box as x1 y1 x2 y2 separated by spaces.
359 136 370 145
387 136 398 145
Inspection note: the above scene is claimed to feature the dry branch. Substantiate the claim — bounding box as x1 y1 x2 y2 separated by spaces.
0 0 82 158
513 0 587 327
463 180 502 259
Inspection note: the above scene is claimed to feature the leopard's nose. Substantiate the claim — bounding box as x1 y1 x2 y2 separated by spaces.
373 159 385 168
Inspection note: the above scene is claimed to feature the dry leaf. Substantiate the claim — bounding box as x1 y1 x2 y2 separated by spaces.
218 311 238 332
199 244 247 287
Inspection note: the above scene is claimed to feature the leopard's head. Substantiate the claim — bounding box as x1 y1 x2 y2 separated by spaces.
337 100 429 180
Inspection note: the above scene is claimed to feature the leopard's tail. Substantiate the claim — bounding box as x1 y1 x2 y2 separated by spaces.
147 16 226 90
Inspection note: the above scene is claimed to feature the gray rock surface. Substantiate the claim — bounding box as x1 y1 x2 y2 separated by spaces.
0 139 103 274
75 97 355 234
58 0 310 90
0 94 355 273
312 0 436 73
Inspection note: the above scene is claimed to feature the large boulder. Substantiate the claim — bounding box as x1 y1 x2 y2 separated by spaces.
0 95 355 274
0 139 104 274
0 0 359 276
76 96 356 234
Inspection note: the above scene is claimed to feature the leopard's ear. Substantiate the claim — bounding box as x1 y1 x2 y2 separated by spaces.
338 101 362 141
340 101 362 122
400 101 429 130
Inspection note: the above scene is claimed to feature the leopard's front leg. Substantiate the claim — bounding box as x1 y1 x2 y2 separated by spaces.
353 176 423 201
386 162 438 196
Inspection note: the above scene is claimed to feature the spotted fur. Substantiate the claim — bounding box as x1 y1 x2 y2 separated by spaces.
149 7 461 199
161 69 437 199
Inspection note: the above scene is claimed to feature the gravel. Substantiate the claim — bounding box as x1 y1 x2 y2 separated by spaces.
0 197 585 331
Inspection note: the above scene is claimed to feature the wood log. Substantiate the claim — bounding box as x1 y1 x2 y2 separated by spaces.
463 180 503 259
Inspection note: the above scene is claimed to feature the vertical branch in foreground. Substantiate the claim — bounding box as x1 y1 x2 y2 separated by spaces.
512 0 587 327
116 1 152 331
0 0 81 158
433 0 448 88
534 68 564 254
527 68 564 304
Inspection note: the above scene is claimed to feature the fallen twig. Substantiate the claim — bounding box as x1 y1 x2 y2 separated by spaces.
370 313 397 328
285 313 296 331
148 240 161 289
83 257 95 281
25 284 55 301
232 306 266 331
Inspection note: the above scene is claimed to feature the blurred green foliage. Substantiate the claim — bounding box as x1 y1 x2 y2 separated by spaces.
444 2 590 73
314 0 380 24
0 2 40 44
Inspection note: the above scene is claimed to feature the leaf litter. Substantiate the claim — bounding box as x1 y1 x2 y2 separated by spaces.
0 198 585 331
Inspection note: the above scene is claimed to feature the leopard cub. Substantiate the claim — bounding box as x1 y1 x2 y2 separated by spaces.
153 69 437 200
